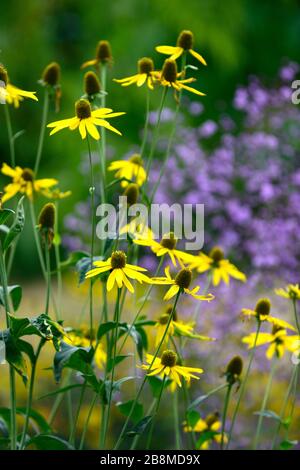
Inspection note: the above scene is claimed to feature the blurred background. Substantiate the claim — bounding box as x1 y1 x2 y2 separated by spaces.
1 0 300 450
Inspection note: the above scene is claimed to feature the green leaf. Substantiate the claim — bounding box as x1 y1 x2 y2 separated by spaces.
0 417 9 437
1 329 28 383
186 409 201 428
148 376 172 398
0 285 22 311
25 434 74 450
117 400 143 425
0 437 10 450
126 416 153 437
53 341 93 382
279 439 298 450
196 430 218 449
97 321 117 340
106 354 130 373
0 208 14 226
76 256 102 284
3 196 25 252
38 384 83 400
16 407 52 434
60 250 90 270
253 410 281 421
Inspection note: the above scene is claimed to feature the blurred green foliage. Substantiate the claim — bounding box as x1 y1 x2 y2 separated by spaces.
0 0 299 275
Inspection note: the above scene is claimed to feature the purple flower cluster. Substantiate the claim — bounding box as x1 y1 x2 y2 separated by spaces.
150 62 300 284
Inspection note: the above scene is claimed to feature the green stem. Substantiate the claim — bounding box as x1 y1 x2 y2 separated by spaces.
99 64 107 208
271 364 298 449
0 242 17 450
150 52 186 204
283 364 299 442
114 290 180 449
79 392 98 450
69 381 87 446
140 86 150 158
102 287 122 448
34 89 49 175
54 200 62 321
292 299 300 335
19 339 44 449
220 384 232 450
44 240 51 316
146 374 166 449
117 256 165 355
145 87 168 177
172 387 181 449
4 104 15 167
226 320 261 449
87 135 96 343
253 357 277 449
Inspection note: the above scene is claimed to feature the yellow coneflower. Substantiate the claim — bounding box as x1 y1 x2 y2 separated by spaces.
188 246 246 286
141 350 203 388
154 305 215 346
275 284 300 300
241 298 296 331
40 187 72 200
152 266 214 302
242 326 300 360
81 40 113 69
83 71 102 100
47 99 125 140
114 57 158 90
85 250 152 293
0 64 38 108
184 412 226 449
156 30 207 66
156 59 205 97
133 231 193 267
108 154 147 188
1 163 57 202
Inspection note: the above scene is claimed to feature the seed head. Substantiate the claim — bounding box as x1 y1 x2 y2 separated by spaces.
138 57 154 75
158 314 170 325
96 40 112 63
161 349 177 367
226 356 243 384
160 232 177 250
175 268 192 289
0 64 8 86
255 298 271 316
205 411 220 428
84 71 101 95
75 99 91 119
177 30 194 50
124 183 139 206
38 203 56 231
129 154 143 166
111 251 126 269
162 59 177 83
209 246 224 263
21 168 34 182
42 62 60 86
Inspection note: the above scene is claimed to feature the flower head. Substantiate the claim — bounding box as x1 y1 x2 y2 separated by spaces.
275 284 300 301
108 154 147 188
123 183 139 206
141 350 203 388
156 59 205 97
225 356 243 384
152 266 214 302
241 298 296 331
38 202 56 248
41 62 61 87
1 163 57 203
81 40 113 69
154 306 215 346
0 63 38 108
114 57 158 90
242 327 300 360
47 99 125 140
134 231 194 267
156 30 207 66
83 71 101 98
85 250 152 293
188 246 246 286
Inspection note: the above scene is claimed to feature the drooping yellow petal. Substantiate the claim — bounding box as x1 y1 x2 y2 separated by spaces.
86 118 100 140
179 83 206 96
79 120 87 139
156 45 181 55
164 284 180 301
189 48 207 66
